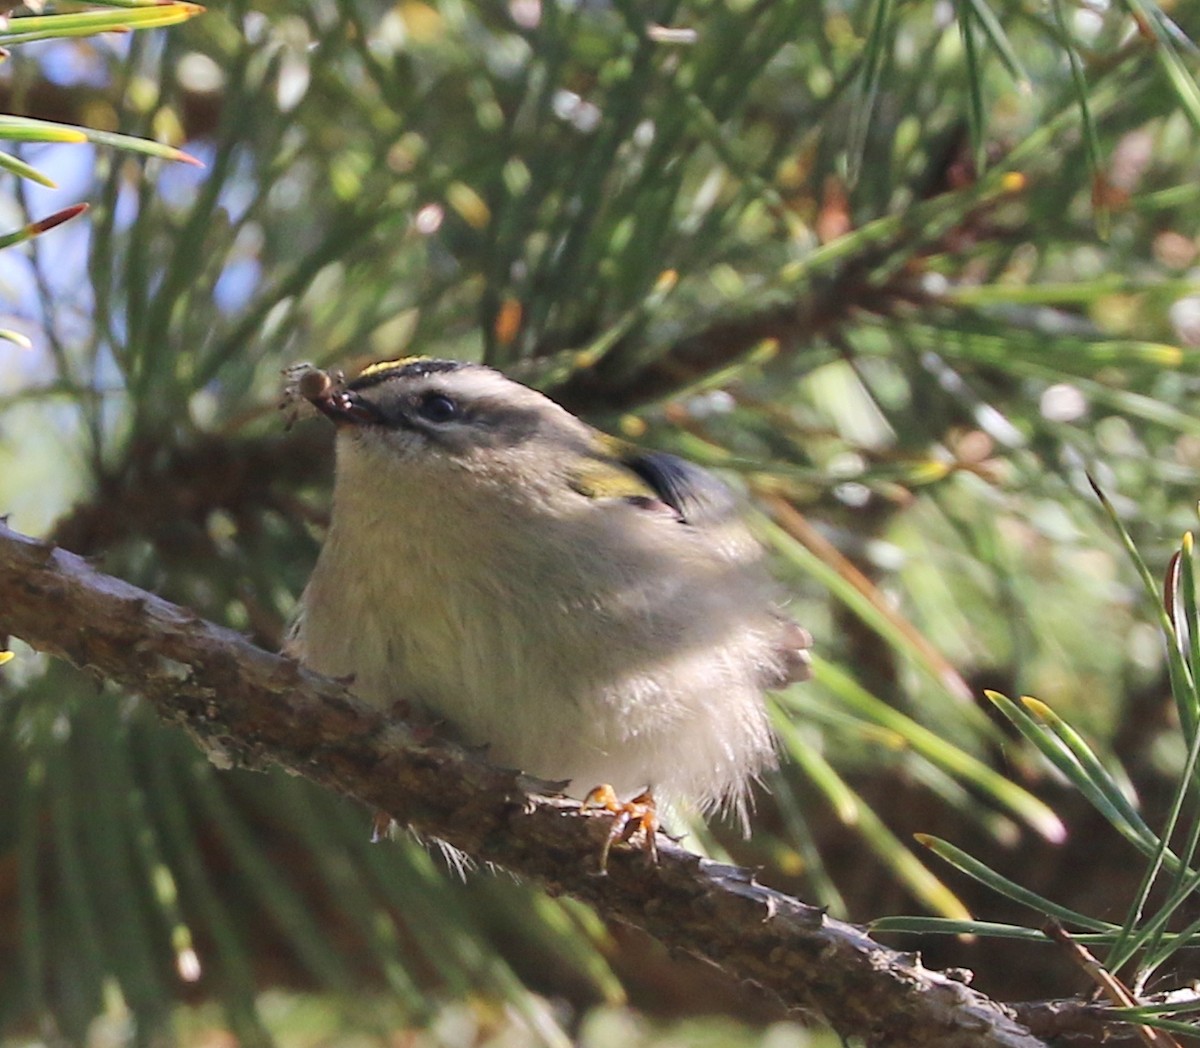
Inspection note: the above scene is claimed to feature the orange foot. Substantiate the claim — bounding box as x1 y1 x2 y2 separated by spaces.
584 785 659 873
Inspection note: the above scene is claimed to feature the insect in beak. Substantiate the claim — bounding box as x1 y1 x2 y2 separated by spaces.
293 367 381 427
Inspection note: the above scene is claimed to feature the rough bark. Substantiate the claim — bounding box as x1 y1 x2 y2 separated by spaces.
0 521 1050 1047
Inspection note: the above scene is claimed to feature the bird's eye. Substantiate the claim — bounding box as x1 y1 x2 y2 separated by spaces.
416 392 460 423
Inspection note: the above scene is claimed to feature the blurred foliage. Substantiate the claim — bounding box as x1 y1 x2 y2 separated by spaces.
169 998 838 1048
0 0 201 338
2 0 1200 1043
875 525 1200 1041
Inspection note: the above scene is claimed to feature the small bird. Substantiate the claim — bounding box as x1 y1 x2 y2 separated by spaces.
284 357 810 842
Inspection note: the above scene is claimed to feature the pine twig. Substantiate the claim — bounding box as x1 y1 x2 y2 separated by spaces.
0 520 1047 1048
1043 920 1182 1048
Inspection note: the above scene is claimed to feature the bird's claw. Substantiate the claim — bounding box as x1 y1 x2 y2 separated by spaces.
584 785 659 874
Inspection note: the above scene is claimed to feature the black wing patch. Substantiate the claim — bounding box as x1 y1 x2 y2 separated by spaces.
622 451 738 527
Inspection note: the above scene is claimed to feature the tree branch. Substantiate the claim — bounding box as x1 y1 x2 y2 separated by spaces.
0 521 1047 1048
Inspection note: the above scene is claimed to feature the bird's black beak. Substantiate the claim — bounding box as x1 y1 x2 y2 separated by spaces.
312 387 383 427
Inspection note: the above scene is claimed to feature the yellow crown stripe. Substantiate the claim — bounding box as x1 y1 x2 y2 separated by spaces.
357 355 429 379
